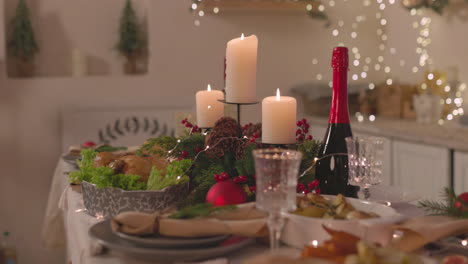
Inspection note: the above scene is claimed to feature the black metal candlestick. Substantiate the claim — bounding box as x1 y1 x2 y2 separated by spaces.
218 100 259 137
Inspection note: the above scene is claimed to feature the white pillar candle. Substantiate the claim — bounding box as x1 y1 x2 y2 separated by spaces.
196 84 225 128
262 89 297 144
225 34 258 103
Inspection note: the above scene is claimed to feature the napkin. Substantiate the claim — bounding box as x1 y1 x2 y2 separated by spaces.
392 215 468 252
111 203 268 238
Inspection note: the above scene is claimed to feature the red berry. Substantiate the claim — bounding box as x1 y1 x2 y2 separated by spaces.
181 119 187 124
249 186 257 192
185 123 192 128
82 141 97 148
253 133 258 138
233 177 240 184
297 135 305 141
304 123 310 129
238 176 247 183
296 129 302 135
455 192 468 212
307 135 313 140
308 180 319 190
181 150 188 157
296 121 303 126
314 188 321 194
302 118 307 124
303 189 309 194
297 183 306 192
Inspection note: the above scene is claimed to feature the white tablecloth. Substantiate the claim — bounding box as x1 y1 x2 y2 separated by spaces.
42 159 426 264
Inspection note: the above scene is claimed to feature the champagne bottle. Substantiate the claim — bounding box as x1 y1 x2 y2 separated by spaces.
315 47 358 197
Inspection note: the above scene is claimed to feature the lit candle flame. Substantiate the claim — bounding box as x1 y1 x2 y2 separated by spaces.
207 84 211 91
241 33 245 40
276 88 281 101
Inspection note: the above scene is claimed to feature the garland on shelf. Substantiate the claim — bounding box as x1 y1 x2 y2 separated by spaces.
418 187 468 218
402 0 468 15
189 0 329 24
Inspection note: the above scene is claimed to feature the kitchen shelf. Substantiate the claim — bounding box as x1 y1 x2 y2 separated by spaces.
197 0 320 13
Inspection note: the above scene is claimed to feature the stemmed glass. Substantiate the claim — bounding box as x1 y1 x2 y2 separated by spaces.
345 137 384 200
253 148 302 251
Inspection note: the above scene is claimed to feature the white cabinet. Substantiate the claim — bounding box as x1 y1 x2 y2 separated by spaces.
455 151 468 194
392 140 450 199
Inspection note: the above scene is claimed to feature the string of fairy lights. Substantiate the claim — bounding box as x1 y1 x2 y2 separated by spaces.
189 0 465 125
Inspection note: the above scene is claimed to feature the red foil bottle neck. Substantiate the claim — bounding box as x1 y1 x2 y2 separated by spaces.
329 47 350 124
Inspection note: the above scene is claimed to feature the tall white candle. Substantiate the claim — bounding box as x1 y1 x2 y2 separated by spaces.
225 34 258 103
196 84 225 128
262 89 297 144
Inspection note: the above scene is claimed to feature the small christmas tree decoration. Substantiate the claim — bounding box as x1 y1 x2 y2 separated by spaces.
117 0 145 74
8 0 39 77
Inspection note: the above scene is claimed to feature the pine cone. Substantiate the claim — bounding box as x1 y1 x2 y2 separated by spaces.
205 117 240 158
243 123 262 138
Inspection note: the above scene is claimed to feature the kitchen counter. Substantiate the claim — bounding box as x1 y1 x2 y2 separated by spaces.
308 116 468 152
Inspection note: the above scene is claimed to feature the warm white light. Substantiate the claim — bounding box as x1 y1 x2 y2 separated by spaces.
447 114 453 120
412 67 418 73
462 240 468 246
276 88 281 101
192 3 198 9
438 119 444 125
351 32 357 39
375 64 381 71
316 74 322 80
369 83 375 90
428 73 434 80
311 240 319 247
421 83 427 90
353 60 360 66
328 81 333 88
318 5 325 11
329 0 335 7
312 58 318 65
332 29 339 36
352 74 358 81
213 7 220 14
378 56 384 62
207 84 212 91
369 115 376 122
436 79 442 86
380 19 387 25
380 3 386 10
361 72 367 78
446 98 452 104
384 66 391 73
194 20 201 26
386 79 393 85
241 33 245 40
198 10 205 16
306 4 313 11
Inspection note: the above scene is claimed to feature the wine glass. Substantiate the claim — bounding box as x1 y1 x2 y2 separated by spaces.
345 137 384 200
253 148 302 251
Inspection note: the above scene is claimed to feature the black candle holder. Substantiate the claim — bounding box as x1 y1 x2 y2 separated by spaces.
218 100 259 137
256 140 298 150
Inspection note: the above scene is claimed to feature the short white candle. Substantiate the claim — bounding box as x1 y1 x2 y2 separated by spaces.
196 84 225 128
262 89 297 144
225 34 258 103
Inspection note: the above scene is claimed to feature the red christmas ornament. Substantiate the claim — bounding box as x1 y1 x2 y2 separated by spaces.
82 141 96 148
442 255 468 264
206 180 247 206
455 192 468 212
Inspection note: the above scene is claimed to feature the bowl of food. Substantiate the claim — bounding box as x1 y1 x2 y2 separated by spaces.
70 149 191 218
281 194 404 248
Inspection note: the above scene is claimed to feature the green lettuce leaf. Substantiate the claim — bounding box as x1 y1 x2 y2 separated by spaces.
147 159 192 190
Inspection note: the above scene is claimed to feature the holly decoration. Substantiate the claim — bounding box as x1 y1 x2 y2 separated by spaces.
296 118 313 142
297 179 321 194
181 118 201 134
419 188 468 218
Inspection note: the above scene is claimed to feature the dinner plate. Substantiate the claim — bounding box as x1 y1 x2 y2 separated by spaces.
113 228 230 249
89 220 255 262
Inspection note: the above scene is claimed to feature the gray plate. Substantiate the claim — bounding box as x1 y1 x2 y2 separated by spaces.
113 228 230 249
89 220 255 262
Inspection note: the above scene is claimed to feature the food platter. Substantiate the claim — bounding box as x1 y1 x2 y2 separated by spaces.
282 195 405 248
